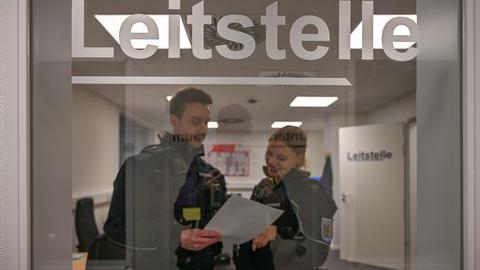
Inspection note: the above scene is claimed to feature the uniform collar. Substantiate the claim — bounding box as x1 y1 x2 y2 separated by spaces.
262 166 278 186
262 166 309 187
282 168 310 184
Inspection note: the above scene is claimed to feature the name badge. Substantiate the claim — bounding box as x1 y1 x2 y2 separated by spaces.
182 207 201 221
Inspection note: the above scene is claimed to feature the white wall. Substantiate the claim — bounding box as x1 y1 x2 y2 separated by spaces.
305 131 326 177
204 130 324 198
365 91 416 125
72 86 120 231
72 86 120 198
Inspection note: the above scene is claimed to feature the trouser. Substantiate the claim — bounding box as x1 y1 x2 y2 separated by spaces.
176 243 222 270
233 241 275 270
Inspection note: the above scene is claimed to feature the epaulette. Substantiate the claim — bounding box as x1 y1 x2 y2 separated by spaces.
140 144 166 155
134 144 189 174
304 178 331 194
126 144 166 162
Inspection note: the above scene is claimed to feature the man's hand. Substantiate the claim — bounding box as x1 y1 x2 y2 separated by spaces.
180 229 221 251
252 225 277 251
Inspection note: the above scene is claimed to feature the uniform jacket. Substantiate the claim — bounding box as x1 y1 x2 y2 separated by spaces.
97 133 226 270
250 168 299 239
235 167 299 270
272 168 337 270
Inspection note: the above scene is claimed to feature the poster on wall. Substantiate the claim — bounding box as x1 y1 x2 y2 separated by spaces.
204 144 249 176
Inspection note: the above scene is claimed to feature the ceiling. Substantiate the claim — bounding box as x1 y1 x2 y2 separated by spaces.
73 0 417 131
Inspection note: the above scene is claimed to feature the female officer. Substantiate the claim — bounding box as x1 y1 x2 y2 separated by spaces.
234 126 306 270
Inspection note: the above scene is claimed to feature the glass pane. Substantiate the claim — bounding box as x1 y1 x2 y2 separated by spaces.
31 0 462 269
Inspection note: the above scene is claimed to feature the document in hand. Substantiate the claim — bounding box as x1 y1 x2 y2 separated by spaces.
204 195 284 252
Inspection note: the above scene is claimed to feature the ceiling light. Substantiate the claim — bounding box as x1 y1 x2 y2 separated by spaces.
166 95 173 101
208 121 219 129
271 121 303 128
290 96 338 107
351 15 417 49
95 15 192 49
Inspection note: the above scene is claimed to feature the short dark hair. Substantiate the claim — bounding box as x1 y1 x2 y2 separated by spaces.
169 87 213 117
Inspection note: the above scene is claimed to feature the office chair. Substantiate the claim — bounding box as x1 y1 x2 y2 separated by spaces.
75 197 100 252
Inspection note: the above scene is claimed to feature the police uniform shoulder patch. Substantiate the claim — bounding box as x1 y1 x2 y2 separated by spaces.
321 218 333 242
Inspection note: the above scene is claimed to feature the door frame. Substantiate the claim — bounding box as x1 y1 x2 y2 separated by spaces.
2 0 480 269
1 0 30 270
462 0 480 269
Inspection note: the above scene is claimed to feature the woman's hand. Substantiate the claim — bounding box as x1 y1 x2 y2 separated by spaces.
252 225 277 251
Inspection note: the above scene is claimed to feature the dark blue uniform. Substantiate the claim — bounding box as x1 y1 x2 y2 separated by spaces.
273 169 337 270
233 168 337 270
91 133 226 270
234 167 299 270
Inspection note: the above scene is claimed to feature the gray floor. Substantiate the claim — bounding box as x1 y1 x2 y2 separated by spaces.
322 250 390 270
216 250 390 270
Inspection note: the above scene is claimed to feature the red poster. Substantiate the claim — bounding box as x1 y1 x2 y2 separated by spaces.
205 144 249 176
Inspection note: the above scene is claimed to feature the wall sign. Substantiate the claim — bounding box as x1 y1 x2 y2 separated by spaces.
347 150 393 162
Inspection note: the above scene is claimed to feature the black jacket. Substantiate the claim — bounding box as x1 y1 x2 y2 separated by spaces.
234 168 337 270
251 174 299 239
235 168 299 270
92 133 226 270
273 169 337 270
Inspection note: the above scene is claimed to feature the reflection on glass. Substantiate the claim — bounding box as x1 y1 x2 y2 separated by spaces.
70 0 422 269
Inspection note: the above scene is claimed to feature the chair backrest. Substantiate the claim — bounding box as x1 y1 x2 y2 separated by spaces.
75 197 100 251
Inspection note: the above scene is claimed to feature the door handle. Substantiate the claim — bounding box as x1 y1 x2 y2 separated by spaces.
341 193 352 203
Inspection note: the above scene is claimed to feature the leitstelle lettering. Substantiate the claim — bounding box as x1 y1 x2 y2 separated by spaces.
73 0 419 62
347 150 393 161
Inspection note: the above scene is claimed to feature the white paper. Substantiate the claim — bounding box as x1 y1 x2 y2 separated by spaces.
205 195 284 253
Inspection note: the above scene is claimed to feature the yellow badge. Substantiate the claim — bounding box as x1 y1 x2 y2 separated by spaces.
182 207 201 221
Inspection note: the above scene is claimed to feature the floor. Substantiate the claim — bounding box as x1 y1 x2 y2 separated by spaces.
216 250 391 270
322 250 391 270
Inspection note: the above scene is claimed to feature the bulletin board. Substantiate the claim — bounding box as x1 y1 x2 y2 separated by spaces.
204 144 249 176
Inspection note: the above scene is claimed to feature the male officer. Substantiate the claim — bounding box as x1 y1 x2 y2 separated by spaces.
95 87 226 270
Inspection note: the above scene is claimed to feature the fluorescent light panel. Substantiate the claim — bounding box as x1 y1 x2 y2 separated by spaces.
290 96 338 107
208 121 219 129
351 15 417 49
95 15 192 49
271 121 303 128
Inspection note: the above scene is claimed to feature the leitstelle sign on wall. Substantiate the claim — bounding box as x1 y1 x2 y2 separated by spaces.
347 150 393 162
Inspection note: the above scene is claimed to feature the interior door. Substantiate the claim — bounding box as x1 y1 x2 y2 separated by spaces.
339 122 405 270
